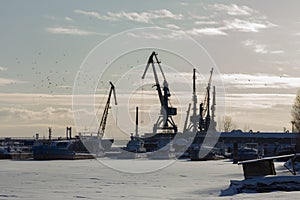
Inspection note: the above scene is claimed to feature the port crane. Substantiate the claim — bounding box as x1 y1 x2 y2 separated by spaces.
210 86 217 130
184 69 199 133
142 51 178 134
199 68 213 132
97 81 117 137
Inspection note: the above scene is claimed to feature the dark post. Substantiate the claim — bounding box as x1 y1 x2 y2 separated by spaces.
135 107 139 136
48 127 52 140
233 142 238 164
193 68 196 95
296 133 300 153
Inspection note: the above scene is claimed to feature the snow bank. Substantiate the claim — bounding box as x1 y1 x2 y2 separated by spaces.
221 176 300 196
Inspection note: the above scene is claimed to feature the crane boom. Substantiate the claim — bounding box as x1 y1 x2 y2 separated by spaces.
153 54 167 82
98 81 117 137
183 103 191 133
142 52 164 106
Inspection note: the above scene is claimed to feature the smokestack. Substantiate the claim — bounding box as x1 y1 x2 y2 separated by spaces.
135 107 139 136
66 127 72 139
48 127 52 140
69 127 72 139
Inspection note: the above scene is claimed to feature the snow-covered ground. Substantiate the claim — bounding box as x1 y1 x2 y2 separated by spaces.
0 159 299 200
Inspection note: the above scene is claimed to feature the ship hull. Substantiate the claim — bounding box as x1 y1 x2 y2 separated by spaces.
33 148 75 160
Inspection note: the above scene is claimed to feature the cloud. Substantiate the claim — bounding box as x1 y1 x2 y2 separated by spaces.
222 73 300 89
194 21 218 25
45 27 100 36
73 5 275 38
270 50 284 54
165 24 180 29
242 40 284 54
0 78 26 86
210 4 256 16
187 28 227 36
0 93 133 107
0 93 72 108
194 3 277 35
126 30 186 40
127 27 226 38
74 9 183 23
127 32 165 40
187 19 275 36
243 40 268 53
0 107 73 123
182 4 277 38
180 2 188 6
226 93 295 110
223 19 276 33
64 17 73 22
189 19 275 36
74 9 106 20
0 66 7 71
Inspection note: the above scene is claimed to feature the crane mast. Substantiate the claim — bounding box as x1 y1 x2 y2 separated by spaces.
187 68 199 133
199 68 213 132
98 81 117 137
142 51 177 134
210 86 217 131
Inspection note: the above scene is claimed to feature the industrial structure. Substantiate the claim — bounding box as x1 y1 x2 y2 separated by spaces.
98 81 117 138
1 50 300 161
142 51 178 134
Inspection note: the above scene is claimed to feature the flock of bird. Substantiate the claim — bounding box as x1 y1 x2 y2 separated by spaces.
14 52 73 94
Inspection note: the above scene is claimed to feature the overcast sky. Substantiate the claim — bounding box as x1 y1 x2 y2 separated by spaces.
1 0 300 137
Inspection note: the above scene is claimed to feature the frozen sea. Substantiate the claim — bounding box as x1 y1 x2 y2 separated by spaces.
0 159 299 200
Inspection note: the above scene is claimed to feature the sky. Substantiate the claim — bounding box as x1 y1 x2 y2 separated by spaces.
1 0 300 137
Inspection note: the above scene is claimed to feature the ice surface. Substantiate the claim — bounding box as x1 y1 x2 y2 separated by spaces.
0 159 300 199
